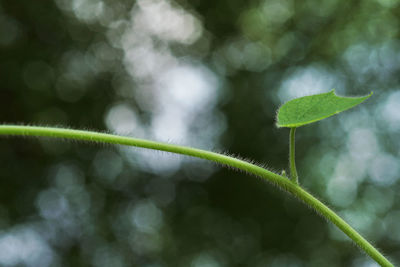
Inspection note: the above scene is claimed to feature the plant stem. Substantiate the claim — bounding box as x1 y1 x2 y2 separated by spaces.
0 125 394 267
289 127 298 184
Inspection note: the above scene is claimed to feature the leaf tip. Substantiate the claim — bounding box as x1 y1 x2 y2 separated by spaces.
360 91 373 101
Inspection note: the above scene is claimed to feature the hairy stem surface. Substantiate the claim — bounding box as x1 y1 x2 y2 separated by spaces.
289 127 298 184
0 125 394 267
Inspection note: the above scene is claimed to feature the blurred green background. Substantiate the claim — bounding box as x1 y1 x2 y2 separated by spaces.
1 0 400 266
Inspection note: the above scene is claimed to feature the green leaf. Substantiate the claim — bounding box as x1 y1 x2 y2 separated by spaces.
276 90 372 128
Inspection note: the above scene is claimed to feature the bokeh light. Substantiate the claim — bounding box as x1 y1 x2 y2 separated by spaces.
1 0 400 266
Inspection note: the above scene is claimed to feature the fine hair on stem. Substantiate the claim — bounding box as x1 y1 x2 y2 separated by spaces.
0 125 394 267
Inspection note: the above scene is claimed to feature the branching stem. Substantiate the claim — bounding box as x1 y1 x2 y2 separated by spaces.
0 125 394 267
289 127 298 184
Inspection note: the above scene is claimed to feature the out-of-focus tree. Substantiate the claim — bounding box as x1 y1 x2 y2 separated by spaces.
1 0 400 266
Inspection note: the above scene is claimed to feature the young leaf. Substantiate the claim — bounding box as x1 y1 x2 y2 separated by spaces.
276 90 372 128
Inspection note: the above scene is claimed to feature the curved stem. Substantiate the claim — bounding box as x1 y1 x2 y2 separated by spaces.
289 127 298 184
0 125 394 267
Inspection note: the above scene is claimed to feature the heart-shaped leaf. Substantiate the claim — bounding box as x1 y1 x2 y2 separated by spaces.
276 90 372 128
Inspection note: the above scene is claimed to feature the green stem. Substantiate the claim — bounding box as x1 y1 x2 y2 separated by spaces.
0 125 394 267
289 127 298 184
